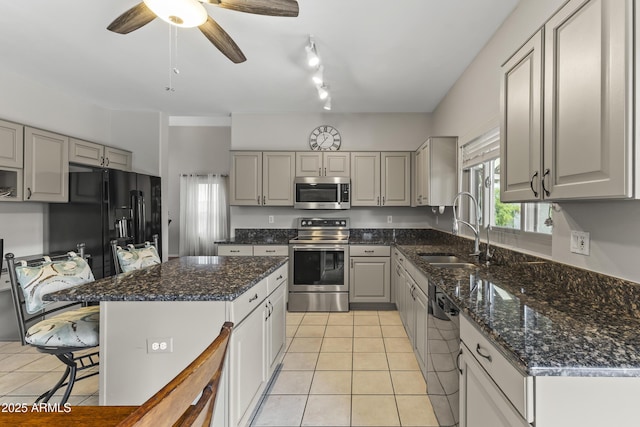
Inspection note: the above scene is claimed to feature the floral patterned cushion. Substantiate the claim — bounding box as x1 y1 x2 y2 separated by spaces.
15 252 95 314
25 305 100 348
116 243 161 273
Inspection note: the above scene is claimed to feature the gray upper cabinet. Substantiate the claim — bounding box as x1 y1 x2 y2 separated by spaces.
351 151 411 207
70 138 132 171
262 152 295 206
230 151 263 205
501 0 633 201
500 30 543 202
350 152 381 206
295 152 350 177
381 152 411 206
23 127 68 202
104 146 132 171
415 137 457 206
0 119 23 169
230 151 295 206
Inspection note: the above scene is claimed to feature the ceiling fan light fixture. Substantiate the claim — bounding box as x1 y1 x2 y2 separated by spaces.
143 0 208 28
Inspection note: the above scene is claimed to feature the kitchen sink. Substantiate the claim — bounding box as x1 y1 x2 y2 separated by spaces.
419 254 462 263
429 262 478 270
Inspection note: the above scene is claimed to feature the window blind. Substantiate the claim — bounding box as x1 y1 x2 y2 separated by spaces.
461 127 500 169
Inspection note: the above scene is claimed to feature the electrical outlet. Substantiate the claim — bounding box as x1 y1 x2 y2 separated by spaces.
268 215 274 224
147 337 173 353
570 231 590 255
387 216 392 224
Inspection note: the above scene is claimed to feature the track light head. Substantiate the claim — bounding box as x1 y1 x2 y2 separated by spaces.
305 37 320 67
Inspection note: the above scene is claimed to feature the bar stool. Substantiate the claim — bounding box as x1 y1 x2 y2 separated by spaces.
5 243 99 404
111 234 160 274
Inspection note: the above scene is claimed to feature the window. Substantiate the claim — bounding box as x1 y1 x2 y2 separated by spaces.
462 130 552 236
179 174 229 256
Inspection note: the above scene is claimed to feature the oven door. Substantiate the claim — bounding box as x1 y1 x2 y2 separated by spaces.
289 244 349 293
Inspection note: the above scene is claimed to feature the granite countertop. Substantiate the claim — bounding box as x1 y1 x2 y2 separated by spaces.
396 244 640 377
45 256 288 303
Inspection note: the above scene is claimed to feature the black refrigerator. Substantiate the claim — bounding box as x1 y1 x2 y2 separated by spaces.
46 167 161 279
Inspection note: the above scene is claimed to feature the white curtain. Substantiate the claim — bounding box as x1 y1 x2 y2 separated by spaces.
179 174 229 256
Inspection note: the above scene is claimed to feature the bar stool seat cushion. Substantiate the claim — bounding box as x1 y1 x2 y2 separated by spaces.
15 252 94 314
25 305 100 348
116 244 161 273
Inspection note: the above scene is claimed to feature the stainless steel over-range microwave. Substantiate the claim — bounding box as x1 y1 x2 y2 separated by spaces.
294 176 350 209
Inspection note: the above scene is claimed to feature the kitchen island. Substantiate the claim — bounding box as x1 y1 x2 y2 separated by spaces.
46 256 288 427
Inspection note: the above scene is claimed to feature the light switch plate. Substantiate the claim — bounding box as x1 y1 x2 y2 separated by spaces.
570 231 590 255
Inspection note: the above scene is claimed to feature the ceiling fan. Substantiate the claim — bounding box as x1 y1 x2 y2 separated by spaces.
107 0 299 64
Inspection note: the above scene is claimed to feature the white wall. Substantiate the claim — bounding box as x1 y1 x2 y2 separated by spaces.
429 0 640 282
167 126 231 256
232 113 432 151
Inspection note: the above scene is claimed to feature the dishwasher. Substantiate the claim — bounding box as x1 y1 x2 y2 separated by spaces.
427 283 460 427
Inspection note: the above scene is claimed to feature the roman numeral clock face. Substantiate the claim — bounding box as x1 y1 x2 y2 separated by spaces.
309 125 341 151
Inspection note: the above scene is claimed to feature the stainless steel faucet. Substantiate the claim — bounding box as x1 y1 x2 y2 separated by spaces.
484 224 493 264
452 191 481 256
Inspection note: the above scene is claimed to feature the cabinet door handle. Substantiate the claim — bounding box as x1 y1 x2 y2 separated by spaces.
476 343 492 362
249 293 259 303
541 168 551 197
266 250 275 253
269 301 273 317
456 348 463 374
377 196 380 206
319 168 322 176
324 167 326 176
257 196 260 205
364 250 374 254
382 196 385 205
263 195 266 205
265 302 270 320
529 171 539 197
277 275 283 280
100 156 105 166
27 187 32 200
230 250 240 253
105 157 110 167
350 259 354 268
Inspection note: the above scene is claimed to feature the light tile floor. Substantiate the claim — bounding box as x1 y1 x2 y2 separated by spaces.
0 310 441 427
0 340 98 405
250 310 440 427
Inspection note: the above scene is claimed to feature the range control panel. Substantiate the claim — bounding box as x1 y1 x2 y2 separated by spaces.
298 218 349 228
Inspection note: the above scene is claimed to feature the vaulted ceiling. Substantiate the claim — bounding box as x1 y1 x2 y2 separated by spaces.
0 1 519 116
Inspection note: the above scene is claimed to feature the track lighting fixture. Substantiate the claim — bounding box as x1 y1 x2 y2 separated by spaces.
305 35 334 110
312 66 324 85
318 84 329 100
323 96 332 111
305 37 320 67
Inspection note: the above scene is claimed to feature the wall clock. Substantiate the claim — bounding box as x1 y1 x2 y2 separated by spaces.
309 125 341 151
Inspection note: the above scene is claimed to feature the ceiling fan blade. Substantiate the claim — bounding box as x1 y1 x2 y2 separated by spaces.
216 0 299 17
199 17 247 63
107 2 157 34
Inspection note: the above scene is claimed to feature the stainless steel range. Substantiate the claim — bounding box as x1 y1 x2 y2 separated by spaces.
288 218 350 312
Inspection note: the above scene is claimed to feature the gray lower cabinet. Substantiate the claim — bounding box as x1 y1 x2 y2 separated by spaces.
349 246 390 303
460 342 529 427
392 248 429 378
